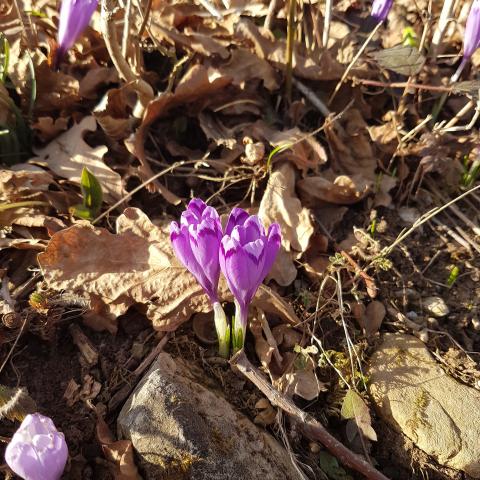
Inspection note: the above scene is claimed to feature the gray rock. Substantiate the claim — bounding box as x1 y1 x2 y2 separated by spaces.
368 333 480 478
423 296 449 318
118 353 301 480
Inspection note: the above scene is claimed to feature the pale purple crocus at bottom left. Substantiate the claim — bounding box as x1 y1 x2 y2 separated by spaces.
5 413 68 480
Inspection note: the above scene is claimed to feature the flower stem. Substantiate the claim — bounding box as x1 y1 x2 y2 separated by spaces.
213 302 230 358
431 58 467 125
232 300 248 353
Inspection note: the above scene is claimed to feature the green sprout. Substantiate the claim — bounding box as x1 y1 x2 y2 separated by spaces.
447 265 460 287
71 167 103 221
402 27 418 47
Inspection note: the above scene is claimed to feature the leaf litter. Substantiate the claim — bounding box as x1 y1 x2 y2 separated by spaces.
0 0 480 479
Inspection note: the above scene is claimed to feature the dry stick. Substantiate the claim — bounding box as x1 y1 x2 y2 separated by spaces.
430 0 456 60
92 161 185 224
100 0 153 116
292 78 330 116
355 78 452 93
285 0 297 103
264 0 280 30
329 21 382 104
121 0 133 58
231 351 390 480
322 0 333 48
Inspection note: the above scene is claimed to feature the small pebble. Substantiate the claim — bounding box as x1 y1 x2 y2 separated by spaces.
423 296 449 318
309 442 320 453
472 318 480 331
406 311 418 321
427 317 439 329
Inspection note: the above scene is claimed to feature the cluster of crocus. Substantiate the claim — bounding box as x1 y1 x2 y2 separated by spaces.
370 0 393 23
5 413 68 480
55 0 98 68
170 199 281 356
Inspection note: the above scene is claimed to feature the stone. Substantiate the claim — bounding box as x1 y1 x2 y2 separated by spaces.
368 333 480 478
423 296 449 318
118 352 301 480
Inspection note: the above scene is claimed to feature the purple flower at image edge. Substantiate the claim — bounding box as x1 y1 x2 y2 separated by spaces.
170 199 230 357
370 0 393 23
5 413 68 480
55 0 98 68
220 208 281 351
463 0 480 60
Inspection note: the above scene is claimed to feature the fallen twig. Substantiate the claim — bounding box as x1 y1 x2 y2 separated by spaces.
230 350 390 480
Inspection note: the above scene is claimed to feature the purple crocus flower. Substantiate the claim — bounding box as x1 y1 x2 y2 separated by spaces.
55 0 98 68
5 413 68 480
220 209 281 351
370 0 393 22
170 199 230 357
463 0 480 60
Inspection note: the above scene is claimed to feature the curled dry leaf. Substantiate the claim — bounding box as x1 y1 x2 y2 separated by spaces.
31 116 125 203
297 172 371 207
38 208 300 332
259 163 314 286
325 109 378 182
0 169 53 202
352 300 385 336
32 117 69 143
254 398 277 426
132 64 231 201
341 390 377 442
96 408 142 480
251 121 327 173
235 18 345 81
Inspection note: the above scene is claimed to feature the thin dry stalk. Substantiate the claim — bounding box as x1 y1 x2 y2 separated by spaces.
285 0 297 103
431 0 456 60
230 350 390 480
329 21 382 104
322 0 333 48
265 0 281 30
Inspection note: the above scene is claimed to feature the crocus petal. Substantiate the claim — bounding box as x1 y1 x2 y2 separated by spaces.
464 0 480 59
187 198 207 217
170 222 217 300
56 0 98 65
225 208 249 235
259 223 282 282
370 0 393 22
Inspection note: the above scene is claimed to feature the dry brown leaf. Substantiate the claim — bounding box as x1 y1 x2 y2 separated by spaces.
277 356 326 400
32 117 69 143
38 208 300 331
235 18 345 80
352 300 385 336
132 64 232 197
303 233 330 280
31 116 125 202
297 171 371 207
216 48 279 91
252 121 327 174
325 109 378 181
96 408 142 480
259 163 314 286
254 398 277 426
0 169 53 202
79 67 118 99
94 87 134 140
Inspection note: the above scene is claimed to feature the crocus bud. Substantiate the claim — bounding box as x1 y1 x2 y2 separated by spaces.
370 0 393 23
5 413 68 480
170 198 223 303
220 209 281 351
55 0 98 68
171 199 230 357
464 0 480 59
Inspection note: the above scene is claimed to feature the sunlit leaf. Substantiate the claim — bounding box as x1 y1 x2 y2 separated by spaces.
371 45 424 76
341 389 377 441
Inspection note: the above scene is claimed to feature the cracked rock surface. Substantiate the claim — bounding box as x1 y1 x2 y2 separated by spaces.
369 333 480 478
118 352 301 480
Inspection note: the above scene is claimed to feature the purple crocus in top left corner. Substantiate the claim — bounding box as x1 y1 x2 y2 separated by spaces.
55 0 98 68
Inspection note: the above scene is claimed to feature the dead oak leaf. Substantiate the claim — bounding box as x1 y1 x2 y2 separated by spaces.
259 163 314 286
31 116 125 203
38 208 299 331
